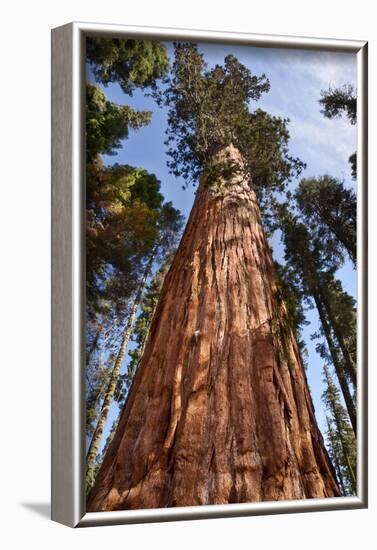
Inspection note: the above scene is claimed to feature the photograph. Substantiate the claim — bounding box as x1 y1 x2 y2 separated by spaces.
84 35 358 512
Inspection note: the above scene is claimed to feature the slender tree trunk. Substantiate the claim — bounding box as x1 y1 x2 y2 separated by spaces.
344 453 357 493
126 258 173 384
325 417 346 495
88 144 339 511
323 367 356 492
319 290 357 388
86 257 154 488
86 370 109 436
313 292 357 435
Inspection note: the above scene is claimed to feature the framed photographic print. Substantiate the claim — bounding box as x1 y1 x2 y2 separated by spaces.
51 22 368 527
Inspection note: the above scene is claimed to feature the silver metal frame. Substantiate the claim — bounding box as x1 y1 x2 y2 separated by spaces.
51 21 368 528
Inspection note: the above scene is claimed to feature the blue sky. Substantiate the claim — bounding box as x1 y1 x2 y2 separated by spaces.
88 41 357 453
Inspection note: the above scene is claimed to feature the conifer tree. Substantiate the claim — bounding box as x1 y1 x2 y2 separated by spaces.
322 364 356 495
86 37 169 317
88 44 339 511
295 176 356 266
86 162 164 317
87 37 169 95
86 357 112 438
281 213 356 433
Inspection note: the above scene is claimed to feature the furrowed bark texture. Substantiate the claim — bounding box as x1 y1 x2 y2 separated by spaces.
88 145 340 511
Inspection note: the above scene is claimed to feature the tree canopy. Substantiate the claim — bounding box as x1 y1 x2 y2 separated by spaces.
155 42 305 192
86 162 164 316
280 208 357 432
86 83 151 164
319 84 357 125
319 84 357 179
295 175 356 266
87 37 169 94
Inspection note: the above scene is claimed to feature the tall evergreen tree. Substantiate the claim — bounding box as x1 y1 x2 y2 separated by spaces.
86 357 112 438
322 365 356 495
281 212 356 433
325 416 346 495
88 44 339 511
295 176 356 266
85 317 125 441
86 37 170 317
86 162 164 317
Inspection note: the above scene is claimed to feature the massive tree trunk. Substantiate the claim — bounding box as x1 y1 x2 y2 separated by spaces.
87 144 340 511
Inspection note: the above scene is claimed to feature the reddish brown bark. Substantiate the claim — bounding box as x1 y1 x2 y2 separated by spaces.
87 145 340 511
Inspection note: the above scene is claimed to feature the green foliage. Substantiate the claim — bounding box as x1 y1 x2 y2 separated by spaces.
280 209 356 358
86 83 151 164
85 38 174 318
88 162 164 211
87 37 169 95
322 365 357 495
279 206 341 283
86 161 164 317
295 176 356 266
279 205 357 436
319 84 357 125
314 277 357 387
319 84 357 179
155 42 305 191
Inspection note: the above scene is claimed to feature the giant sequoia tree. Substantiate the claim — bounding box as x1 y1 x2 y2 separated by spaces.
88 43 340 511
